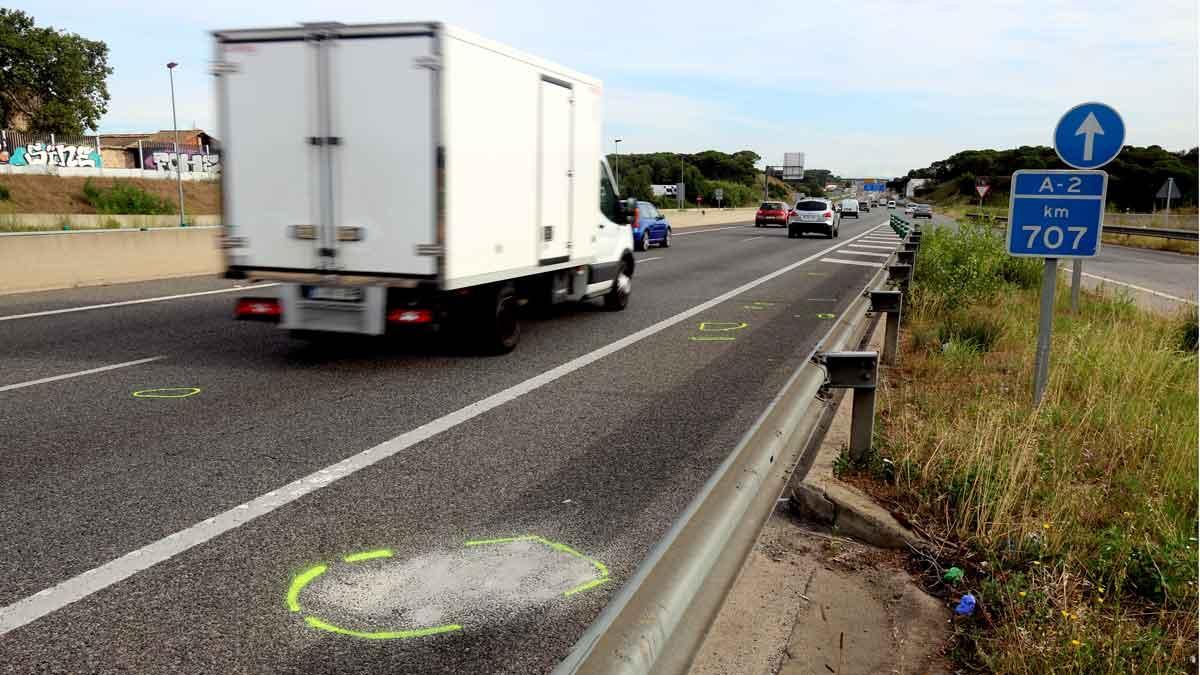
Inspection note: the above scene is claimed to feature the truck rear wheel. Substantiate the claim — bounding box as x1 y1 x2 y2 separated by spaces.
478 284 520 354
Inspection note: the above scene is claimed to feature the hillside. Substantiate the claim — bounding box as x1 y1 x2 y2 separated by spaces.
894 145 1198 212
0 174 221 214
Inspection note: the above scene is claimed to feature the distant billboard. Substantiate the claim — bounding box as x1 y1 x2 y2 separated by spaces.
782 152 805 180
905 178 929 198
651 184 678 197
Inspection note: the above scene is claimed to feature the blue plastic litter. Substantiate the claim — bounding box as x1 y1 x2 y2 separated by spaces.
955 593 977 615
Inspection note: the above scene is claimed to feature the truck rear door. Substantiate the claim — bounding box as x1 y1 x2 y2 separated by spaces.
217 24 438 277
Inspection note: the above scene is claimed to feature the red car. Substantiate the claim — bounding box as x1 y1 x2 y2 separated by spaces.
755 201 790 227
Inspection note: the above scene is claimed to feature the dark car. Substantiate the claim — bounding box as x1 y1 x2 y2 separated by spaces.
913 204 933 219
755 201 789 227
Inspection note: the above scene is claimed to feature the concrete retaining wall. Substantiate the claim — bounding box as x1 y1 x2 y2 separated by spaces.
661 207 758 229
2 213 222 229
0 226 223 295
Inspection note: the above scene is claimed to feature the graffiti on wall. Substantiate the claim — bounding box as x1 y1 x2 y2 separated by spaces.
0 142 103 168
145 151 220 174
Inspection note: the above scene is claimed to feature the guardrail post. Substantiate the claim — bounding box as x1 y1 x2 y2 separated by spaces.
821 351 879 461
869 290 903 365
895 249 915 268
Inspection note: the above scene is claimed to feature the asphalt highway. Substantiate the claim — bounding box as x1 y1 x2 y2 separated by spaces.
0 212 904 673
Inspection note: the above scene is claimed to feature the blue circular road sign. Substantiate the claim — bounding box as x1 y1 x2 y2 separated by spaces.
1053 102 1125 169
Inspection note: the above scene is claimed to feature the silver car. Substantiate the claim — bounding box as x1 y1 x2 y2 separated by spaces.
787 198 840 239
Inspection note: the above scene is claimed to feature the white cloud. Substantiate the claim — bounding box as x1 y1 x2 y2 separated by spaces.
16 0 1197 174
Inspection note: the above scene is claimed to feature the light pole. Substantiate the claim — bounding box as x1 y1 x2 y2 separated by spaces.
613 138 622 187
167 62 185 227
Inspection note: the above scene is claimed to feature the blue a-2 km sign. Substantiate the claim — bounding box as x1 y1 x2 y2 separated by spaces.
1007 170 1108 258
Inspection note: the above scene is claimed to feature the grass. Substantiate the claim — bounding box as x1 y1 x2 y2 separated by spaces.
82 178 174 215
1102 233 1198 256
851 222 1198 673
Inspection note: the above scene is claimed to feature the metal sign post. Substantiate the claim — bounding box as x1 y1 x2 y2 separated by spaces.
1013 102 1123 405
1009 169 1109 404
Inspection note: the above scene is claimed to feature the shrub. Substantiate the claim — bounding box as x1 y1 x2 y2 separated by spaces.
1174 307 1198 352
936 308 1005 353
82 178 173 215
0 183 10 201
101 217 122 229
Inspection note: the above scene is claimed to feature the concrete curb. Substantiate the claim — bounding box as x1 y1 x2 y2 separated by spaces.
789 317 922 550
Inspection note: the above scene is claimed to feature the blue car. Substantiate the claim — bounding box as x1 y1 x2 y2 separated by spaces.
634 201 672 251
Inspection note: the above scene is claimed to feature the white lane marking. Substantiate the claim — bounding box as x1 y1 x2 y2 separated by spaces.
860 237 899 242
0 284 280 323
847 244 896 251
820 257 884 268
0 356 166 393
637 256 664 263
836 250 892 258
0 225 888 636
672 225 748 236
1064 269 1198 305
739 236 766 243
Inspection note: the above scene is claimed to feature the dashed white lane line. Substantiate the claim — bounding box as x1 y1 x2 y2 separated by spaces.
637 256 664 263
673 225 749 236
0 284 280 323
847 244 896 251
739 236 766 243
820 257 885 268
0 224 889 637
0 356 166 393
836 250 892 258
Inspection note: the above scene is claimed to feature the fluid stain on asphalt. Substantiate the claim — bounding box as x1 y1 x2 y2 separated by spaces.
291 536 606 638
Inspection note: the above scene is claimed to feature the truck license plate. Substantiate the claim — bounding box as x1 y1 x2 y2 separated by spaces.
304 286 363 302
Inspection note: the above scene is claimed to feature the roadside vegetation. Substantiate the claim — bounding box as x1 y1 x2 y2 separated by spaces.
81 178 173 215
845 221 1198 673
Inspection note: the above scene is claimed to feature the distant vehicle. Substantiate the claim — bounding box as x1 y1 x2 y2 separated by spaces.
755 201 789 228
788 198 839 239
913 204 933 219
217 21 637 354
887 200 896 209
840 198 860 218
904 204 916 215
861 201 870 212
635 201 672 250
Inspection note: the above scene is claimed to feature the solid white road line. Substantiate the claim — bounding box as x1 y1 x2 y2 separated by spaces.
821 257 884 268
637 256 664 263
847 244 896 251
739 236 766 243
836 250 892 258
0 284 280 323
673 225 749 236
0 356 166 394
0 225 889 636
1063 269 1198 305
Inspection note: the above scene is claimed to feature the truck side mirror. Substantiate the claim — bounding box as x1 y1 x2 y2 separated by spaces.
622 198 638 225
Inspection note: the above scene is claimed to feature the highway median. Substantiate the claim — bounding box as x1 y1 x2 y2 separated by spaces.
841 221 1198 673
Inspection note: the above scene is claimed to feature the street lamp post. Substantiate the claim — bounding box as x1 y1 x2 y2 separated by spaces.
167 62 185 227
613 138 622 187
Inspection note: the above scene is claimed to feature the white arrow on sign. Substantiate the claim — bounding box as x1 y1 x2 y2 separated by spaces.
1074 112 1105 162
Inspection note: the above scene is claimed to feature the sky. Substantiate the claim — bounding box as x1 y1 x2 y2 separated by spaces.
13 0 1199 178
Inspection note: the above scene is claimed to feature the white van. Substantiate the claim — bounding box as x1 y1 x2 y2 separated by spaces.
839 198 860 219
214 21 636 353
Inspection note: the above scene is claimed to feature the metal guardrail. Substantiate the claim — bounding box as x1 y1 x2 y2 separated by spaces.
555 221 919 675
965 213 1198 241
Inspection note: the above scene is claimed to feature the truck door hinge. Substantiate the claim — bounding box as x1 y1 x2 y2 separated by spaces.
308 137 341 146
416 244 444 256
211 61 240 75
318 247 337 258
414 56 442 71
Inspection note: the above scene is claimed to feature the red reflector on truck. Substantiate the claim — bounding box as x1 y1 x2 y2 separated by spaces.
387 308 433 324
234 298 281 321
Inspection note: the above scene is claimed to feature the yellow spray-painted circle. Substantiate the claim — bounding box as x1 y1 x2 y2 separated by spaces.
132 387 202 399
816 313 836 320
287 537 608 640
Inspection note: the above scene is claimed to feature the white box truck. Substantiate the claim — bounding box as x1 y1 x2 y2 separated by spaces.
213 21 636 353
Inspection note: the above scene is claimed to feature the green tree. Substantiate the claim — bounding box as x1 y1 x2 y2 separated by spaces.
0 9 112 134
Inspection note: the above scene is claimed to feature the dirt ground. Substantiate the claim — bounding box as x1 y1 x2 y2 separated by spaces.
689 509 952 675
0 174 221 214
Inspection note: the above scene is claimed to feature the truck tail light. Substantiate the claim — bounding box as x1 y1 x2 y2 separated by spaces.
234 297 281 321
387 308 433 324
